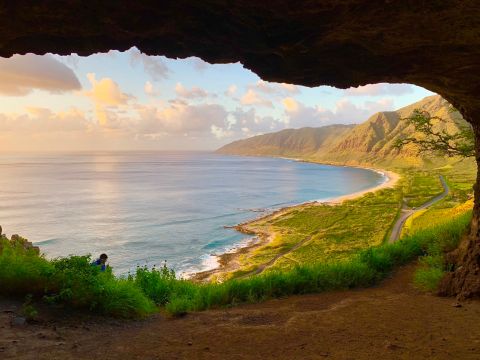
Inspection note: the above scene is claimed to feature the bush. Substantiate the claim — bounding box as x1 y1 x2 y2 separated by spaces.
0 243 155 318
0 237 54 295
47 255 155 318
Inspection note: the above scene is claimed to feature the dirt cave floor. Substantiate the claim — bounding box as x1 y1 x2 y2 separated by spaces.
1 264 479 360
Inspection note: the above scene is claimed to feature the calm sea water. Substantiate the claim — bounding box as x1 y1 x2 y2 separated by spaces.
0 152 385 275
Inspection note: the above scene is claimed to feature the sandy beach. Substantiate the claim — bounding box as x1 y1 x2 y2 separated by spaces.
192 165 400 282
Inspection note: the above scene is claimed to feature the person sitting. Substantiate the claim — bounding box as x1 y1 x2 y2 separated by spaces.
91 253 108 272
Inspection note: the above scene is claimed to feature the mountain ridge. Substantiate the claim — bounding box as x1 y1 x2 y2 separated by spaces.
216 95 469 167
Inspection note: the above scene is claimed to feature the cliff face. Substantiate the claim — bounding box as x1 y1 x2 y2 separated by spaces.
217 95 470 167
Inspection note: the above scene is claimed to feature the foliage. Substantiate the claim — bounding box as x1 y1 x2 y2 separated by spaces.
230 188 402 277
402 171 444 208
0 237 54 296
395 109 475 157
0 240 155 318
162 210 470 315
0 205 471 318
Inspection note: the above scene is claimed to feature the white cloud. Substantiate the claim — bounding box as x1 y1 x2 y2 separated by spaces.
144 81 158 96
189 57 209 72
344 83 414 96
240 89 273 108
248 80 300 96
0 54 81 96
229 108 284 135
211 124 233 139
283 97 395 127
175 83 208 99
136 103 227 135
129 48 169 81
225 84 237 97
0 107 89 133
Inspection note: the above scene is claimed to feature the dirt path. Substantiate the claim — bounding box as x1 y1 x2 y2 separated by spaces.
1 263 479 360
389 175 449 243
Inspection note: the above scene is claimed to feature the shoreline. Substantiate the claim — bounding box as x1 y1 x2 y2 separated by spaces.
191 161 400 282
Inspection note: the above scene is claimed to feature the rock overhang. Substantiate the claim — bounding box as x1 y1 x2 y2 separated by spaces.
0 1 479 118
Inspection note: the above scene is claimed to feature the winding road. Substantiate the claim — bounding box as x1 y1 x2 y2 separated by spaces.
240 174 449 278
388 175 449 243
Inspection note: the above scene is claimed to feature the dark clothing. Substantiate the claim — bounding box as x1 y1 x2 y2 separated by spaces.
91 258 106 272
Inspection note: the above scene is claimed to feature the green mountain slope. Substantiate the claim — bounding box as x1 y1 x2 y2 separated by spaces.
217 95 470 167
216 125 354 157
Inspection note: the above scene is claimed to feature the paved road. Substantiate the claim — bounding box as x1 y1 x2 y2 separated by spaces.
388 175 449 243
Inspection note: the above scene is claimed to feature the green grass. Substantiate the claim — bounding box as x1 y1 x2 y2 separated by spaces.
230 188 402 277
402 171 444 207
165 210 471 315
0 210 471 317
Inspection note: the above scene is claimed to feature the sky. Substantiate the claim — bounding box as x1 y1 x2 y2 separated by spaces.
0 47 434 152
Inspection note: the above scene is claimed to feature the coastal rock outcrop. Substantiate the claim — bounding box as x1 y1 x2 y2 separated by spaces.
0 231 40 255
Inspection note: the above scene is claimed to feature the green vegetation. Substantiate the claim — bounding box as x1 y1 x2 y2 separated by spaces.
0 236 156 318
402 171 443 207
395 108 474 158
164 209 471 315
412 208 471 291
229 188 401 277
1 208 471 317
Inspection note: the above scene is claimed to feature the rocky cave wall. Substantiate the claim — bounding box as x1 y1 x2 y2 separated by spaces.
0 1 479 116
1 0 480 298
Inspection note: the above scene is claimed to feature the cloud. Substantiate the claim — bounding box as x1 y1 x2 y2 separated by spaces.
248 80 300 96
344 83 414 96
85 73 132 106
228 108 285 136
211 124 233 139
129 48 169 81
225 84 237 97
189 57 209 72
136 103 228 135
144 81 158 96
283 97 395 127
84 73 134 127
240 89 273 108
0 54 81 96
282 97 300 112
175 83 209 99
0 107 89 133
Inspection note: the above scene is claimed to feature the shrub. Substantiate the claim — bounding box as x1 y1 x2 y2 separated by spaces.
0 237 54 295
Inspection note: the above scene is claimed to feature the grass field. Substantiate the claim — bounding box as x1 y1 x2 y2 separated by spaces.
224 159 476 278
230 188 402 278
402 171 444 207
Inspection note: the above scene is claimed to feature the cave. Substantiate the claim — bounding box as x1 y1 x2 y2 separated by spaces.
0 1 479 297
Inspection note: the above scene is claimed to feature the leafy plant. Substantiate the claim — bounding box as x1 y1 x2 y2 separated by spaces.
395 108 474 157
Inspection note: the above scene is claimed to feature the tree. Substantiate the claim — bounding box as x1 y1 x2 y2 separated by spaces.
396 106 480 299
395 108 475 158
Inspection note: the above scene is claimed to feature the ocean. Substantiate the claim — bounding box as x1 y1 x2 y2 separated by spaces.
0 152 385 275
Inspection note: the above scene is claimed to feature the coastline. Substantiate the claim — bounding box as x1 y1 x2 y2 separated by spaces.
192 162 400 282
